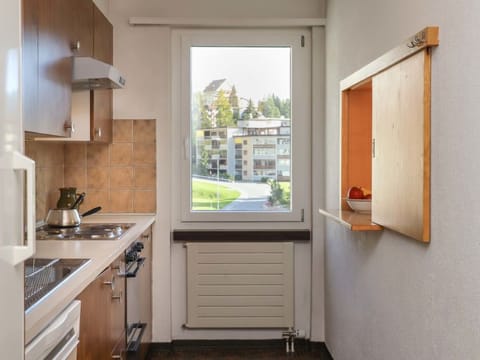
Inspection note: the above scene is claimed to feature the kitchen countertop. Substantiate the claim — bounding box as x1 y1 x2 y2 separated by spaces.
25 213 155 344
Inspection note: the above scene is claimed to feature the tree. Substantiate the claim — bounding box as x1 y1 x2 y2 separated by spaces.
279 98 291 118
192 92 214 129
259 96 281 117
214 90 234 127
229 85 240 123
229 85 239 108
241 99 259 119
200 105 214 128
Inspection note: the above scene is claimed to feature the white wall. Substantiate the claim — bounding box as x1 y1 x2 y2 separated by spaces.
92 0 109 17
109 0 326 343
325 1 480 359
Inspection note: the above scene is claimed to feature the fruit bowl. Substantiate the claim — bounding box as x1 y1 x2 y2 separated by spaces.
346 198 371 213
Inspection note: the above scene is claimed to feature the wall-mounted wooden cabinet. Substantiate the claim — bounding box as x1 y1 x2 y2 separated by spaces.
23 0 113 143
320 27 439 243
23 0 91 136
90 5 113 143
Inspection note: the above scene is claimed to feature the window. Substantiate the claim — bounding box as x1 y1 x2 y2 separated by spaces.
172 29 311 224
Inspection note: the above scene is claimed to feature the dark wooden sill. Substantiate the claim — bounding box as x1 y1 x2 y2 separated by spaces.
172 230 310 242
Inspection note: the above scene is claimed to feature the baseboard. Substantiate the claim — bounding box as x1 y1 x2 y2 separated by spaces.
148 339 333 358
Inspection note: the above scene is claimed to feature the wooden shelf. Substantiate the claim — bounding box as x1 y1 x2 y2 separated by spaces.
318 209 383 231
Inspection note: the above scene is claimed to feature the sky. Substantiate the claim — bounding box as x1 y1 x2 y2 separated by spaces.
190 47 291 103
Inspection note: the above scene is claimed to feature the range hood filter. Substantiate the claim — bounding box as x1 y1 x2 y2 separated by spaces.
72 57 126 90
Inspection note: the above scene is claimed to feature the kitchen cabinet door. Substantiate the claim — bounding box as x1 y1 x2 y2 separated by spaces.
23 0 94 137
22 0 39 136
77 266 112 360
372 49 431 242
91 4 113 143
93 5 113 65
70 0 94 58
77 259 127 360
23 0 73 136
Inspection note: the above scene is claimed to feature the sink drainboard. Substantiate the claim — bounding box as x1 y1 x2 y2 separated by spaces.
25 258 91 311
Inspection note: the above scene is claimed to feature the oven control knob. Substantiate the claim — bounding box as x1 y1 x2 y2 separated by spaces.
133 242 144 252
125 251 138 262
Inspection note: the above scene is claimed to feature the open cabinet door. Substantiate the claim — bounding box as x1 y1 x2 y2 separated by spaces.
372 49 431 242
0 0 35 358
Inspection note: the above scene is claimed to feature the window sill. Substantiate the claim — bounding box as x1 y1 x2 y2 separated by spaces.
172 229 310 242
318 208 383 231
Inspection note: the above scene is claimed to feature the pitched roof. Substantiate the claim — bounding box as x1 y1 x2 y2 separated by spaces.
203 79 227 93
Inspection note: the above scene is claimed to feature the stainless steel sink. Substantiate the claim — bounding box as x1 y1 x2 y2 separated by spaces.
25 258 91 311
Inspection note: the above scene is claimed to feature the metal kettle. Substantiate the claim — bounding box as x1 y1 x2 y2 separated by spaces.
56 187 83 209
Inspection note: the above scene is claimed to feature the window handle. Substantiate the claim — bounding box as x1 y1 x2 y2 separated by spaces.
184 137 189 160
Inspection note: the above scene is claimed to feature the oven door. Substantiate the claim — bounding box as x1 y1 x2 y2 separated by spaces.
125 251 148 359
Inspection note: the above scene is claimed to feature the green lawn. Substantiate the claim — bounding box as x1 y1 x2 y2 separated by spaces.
192 180 241 210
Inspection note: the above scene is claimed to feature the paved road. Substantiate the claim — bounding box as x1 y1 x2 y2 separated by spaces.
194 178 270 211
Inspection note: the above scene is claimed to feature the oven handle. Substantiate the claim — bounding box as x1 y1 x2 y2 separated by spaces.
121 257 145 278
127 322 147 353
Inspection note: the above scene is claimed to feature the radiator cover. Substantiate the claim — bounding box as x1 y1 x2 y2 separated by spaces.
185 242 294 328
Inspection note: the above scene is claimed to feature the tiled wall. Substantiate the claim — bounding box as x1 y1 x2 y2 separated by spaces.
25 142 65 221
25 119 156 221
64 120 157 214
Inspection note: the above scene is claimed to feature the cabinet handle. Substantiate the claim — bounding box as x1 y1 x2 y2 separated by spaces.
103 276 115 291
112 291 123 301
64 121 75 135
71 40 81 51
372 138 376 158
95 127 102 138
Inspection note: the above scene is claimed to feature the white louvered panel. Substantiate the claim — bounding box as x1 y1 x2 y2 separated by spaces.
197 285 284 296
186 242 294 328
198 274 284 285
197 307 284 317
197 263 285 274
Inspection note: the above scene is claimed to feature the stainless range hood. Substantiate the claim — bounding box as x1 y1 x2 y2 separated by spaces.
72 57 126 90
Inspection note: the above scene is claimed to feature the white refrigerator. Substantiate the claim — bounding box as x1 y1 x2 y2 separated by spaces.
0 0 36 359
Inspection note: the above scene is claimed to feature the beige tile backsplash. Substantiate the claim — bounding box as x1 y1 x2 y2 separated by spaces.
26 119 156 221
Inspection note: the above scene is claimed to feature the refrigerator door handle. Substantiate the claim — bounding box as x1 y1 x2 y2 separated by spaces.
0 151 35 265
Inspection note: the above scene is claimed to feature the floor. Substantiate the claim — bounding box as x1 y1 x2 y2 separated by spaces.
147 340 333 360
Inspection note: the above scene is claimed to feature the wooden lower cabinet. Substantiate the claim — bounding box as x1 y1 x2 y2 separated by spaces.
77 256 126 360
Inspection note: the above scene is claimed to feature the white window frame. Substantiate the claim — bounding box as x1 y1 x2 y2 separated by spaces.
171 28 311 227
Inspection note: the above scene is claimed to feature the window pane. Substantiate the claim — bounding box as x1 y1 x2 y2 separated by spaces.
190 47 291 212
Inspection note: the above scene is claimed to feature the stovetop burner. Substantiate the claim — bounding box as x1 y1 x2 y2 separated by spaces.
36 223 134 240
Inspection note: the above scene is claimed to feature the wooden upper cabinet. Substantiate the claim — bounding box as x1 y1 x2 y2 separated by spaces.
91 4 113 143
23 0 94 136
320 27 438 243
22 0 39 135
372 50 431 242
70 0 94 57
93 5 113 65
23 0 73 136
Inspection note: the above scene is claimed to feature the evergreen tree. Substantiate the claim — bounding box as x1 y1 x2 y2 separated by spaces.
241 99 259 119
229 85 240 123
279 98 291 118
229 85 239 108
258 94 281 118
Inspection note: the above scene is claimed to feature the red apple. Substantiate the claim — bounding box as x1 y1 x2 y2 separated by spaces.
363 193 372 199
347 186 364 199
